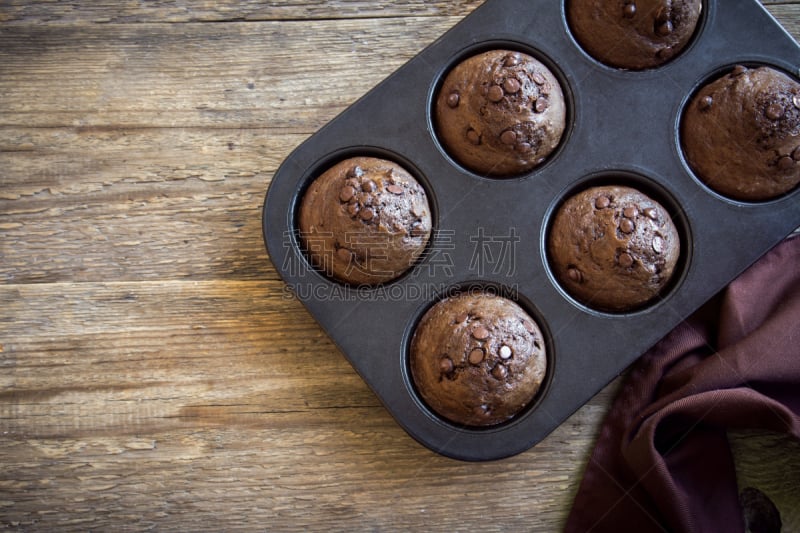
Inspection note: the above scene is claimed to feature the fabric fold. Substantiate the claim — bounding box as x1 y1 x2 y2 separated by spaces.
566 235 800 533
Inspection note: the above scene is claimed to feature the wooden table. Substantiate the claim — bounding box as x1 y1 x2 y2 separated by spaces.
2 1 799 530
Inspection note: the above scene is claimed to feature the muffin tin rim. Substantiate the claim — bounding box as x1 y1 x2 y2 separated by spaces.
675 59 800 206
289 145 442 289
426 37 577 181
561 0 711 73
540 169 695 317
399 281 557 434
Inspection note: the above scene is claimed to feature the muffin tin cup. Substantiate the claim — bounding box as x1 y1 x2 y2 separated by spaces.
542 170 693 316
263 0 800 461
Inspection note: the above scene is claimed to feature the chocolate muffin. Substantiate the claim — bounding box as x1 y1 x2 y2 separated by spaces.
682 65 800 201
567 0 702 70
410 292 547 427
548 185 680 312
435 49 566 176
298 156 432 285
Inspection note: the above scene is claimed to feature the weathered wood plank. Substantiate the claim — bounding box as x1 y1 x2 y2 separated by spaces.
0 0 482 24
0 417 602 531
0 0 793 25
0 17 461 130
0 127 294 283
0 281 373 433
0 279 614 432
0 278 619 530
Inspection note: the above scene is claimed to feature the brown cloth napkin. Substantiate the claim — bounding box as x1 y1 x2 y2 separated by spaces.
565 235 800 533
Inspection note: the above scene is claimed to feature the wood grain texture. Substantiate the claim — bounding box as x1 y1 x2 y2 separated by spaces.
1 127 288 283
0 17 463 130
1 1 799 531
0 279 618 530
0 0 482 24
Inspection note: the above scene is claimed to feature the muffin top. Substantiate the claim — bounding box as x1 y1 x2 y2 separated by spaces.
567 0 702 70
435 49 566 176
548 185 681 312
682 65 800 201
410 292 547 427
298 156 432 285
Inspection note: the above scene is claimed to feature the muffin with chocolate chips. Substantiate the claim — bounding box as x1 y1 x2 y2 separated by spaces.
298 156 432 285
682 65 800 201
435 49 566 176
548 185 680 312
410 292 547 427
567 0 702 70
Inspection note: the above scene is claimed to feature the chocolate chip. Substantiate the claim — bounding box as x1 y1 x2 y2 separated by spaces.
644 207 658 220
359 207 375 221
358 192 372 206
652 236 664 254
361 180 376 192
347 203 360 217
339 185 356 202
540 82 551 96
623 2 636 17
620 219 635 233
568 267 584 283
491 365 508 380
336 247 352 263
623 206 638 218
500 129 517 145
657 20 673 36
731 65 747 77
595 196 611 209
765 103 784 120
468 347 485 365
657 47 674 60
347 166 364 178
516 141 532 152
447 91 460 108
472 326 490 341
499 345 513 360
792 146 800 161
455 312 469 324
778 155 794 170
504 54 520 67
618 252 634 268
531 72 545 85
503 78 521 94
534 97 548 113
386 184 403 195
488 85 504 103
440 356 454 374
699 95 713 111
467 128 481 145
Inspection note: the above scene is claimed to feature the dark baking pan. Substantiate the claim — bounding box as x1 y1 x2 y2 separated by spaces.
263 0 800 461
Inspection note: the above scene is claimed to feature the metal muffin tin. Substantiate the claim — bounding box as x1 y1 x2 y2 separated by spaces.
263 0 800 461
